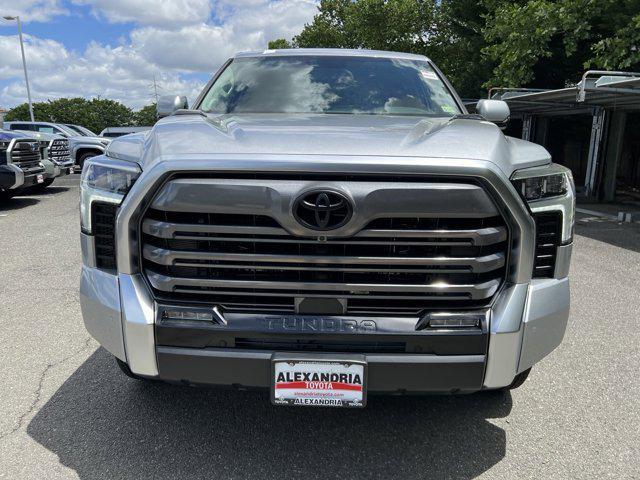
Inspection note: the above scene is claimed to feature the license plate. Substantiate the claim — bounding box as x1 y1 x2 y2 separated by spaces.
36 174 44 184
272 358 366 408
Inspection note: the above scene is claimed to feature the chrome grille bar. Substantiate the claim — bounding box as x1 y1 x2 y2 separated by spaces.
143 245 505 273
142 218 507 246
147 272 501 299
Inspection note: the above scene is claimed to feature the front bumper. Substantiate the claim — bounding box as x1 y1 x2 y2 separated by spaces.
21 171 45 188
80 245 571 392
0 164 24 190
43 158 74 179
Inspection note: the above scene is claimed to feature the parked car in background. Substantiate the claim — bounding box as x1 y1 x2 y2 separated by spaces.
99 127 152 138
0 130 45 200
80 49 575 407
4 121 110 170
13 130 74 189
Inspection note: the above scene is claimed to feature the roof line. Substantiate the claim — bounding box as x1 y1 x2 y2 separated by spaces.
234 48 430 61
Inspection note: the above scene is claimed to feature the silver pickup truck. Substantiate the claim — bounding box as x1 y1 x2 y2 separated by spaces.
80 49 574 408
0 130 46 200
10 130 74 189
4 121 110 170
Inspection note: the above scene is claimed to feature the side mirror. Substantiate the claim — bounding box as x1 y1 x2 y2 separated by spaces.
157 95 189 119
477 99 510 127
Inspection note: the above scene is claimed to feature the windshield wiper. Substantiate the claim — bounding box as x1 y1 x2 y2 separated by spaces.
451 113 485 121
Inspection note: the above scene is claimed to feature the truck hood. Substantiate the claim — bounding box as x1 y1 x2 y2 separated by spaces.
0 130 33 141
108 113 550 176
72 135 109 145
10 130 65 141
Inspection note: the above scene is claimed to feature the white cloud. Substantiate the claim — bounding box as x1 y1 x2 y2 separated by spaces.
0 35 72 80
131 0 317 72
0 0 317 109
72 0 213 28
0 35 202 109
0 0 68 23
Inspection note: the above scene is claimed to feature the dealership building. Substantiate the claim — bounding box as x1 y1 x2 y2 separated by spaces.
490 71 640 206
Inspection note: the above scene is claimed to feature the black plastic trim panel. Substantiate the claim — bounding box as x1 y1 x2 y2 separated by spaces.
156 347 486 393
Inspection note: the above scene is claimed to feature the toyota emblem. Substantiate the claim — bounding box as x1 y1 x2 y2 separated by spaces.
293 190 353 231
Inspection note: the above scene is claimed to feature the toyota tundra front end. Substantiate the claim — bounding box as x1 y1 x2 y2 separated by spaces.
80 49 573 407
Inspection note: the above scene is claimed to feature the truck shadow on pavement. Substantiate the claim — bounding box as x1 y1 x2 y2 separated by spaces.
28 348 511 480
26 185 71 196
0 197 40 211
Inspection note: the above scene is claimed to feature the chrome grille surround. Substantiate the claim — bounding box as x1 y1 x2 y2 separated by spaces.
8 139 43 173
139 175 512 315
113 156 536 304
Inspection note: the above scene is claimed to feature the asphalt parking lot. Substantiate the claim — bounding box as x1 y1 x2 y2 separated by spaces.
0 175 639 480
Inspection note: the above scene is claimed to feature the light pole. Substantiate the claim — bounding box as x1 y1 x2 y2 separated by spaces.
3 15 35 122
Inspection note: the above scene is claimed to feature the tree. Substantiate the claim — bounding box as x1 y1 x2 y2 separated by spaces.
133 103 158 126
268 38 293 49
431 0 493 98
293 0 437 55
481 0 640 88
5 97 133 134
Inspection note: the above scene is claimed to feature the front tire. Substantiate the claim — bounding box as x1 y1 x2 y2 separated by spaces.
78 151 98 171
0 190 16 202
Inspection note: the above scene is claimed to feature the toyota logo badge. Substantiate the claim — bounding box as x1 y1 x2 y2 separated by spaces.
293 190 353 231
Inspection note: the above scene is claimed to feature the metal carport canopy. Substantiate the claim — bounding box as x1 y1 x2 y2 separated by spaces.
492 72 640 115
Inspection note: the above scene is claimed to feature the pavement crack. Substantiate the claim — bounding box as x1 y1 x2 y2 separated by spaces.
0 337 94 441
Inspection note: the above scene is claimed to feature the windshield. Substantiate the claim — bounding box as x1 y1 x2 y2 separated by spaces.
66 125 96 136
54 124 80 137
200 56 461 117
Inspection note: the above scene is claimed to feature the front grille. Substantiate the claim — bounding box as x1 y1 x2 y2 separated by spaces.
533 211 561 278
235 337 406 353
141 177 510 316
10 140 42 172
92 202 118 270
48 138 71 164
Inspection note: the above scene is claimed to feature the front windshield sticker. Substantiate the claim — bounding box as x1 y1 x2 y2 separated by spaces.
420 70 438 80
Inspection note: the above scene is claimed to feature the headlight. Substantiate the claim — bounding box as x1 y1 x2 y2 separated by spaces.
0 142 8 164
511 163 575 243
511 163 572 201
80 156 141 233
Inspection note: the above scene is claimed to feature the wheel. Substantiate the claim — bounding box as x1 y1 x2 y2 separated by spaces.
0 189 15 202
504 368 531 390
115 357 147 381
78 151 98 170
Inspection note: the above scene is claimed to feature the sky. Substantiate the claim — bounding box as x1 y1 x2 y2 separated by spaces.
0 0 318 110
